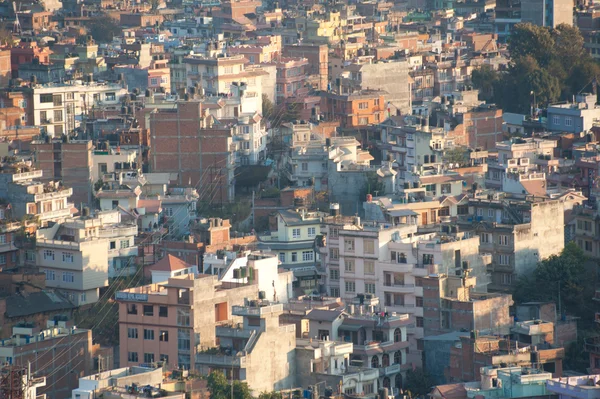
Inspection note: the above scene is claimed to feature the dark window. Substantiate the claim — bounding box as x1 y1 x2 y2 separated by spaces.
143 305 153 316
144 329 154 340
416 317 424 327
159 306 168 317
127 304 137 314
110 241 116 250
159 330 168 342
416 297 423 307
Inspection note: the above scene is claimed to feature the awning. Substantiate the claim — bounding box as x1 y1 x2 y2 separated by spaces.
387 209 419 217
339 324 363 332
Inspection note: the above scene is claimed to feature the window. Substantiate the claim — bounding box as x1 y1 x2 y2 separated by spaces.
344 259 355 272
364 239 375 254
53 95 62 106
416 317 424 327
62 252 74 263
480 233 490 243
565 117 573 127
307 227 316 238
457 205 468 215
160 354 169 364
144 329 154 340
501 273 512 285
292 228 301 239
552 115 560 125
120 240 130 249
301 162 308 171
439 207 450 217
128 328 138 339
498 254 510 266
477 208 483 217
65 93 74 100
177 308 190 326
302 251 314 262
422 254 434 265
359 117 368 125
40 94 53 103
416 296 424 307
586 240 593 252
159 306 168 317
330 269 340 280
330 227 339 238
441 183 451 194
164 208 173 217
159 330 168 342
110 241 116 250
44 269 55 281
279 253 286 263
143 305 154 316
364 260 375 275
365 282 376 294
62 272 74 283
127 304 138 314
40 110 47 122
144 353 154 363
344 239 355 252
128 352 138 362
105 92 116 101
359 102 368 109
488 209 494 218
43 250 55 260
499 235 509 246
178 328 191 351
53 110 63 122
345 281 356 292
0 255 6 265
329 247 339 260
291 252 298 262
330 287 340 297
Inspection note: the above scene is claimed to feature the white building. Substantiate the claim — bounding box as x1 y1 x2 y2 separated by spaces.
31 81 128 137
36 209 138 304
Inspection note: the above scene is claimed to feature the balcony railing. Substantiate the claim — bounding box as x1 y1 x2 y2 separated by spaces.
34 188 73 202
379 363 401 377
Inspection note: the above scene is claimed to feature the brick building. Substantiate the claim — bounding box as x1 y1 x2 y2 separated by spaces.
283 43 329 91
0 49 10 88
32 139 93 208
322 90 386 129
149 101 235 203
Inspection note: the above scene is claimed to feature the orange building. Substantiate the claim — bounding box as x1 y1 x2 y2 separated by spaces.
0 49 10 87
322 89 386 129
10 39 52 78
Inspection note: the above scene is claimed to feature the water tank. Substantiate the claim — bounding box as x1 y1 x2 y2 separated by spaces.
329 203 340 217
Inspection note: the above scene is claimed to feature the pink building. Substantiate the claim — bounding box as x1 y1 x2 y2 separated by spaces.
148 55 171 92
117 274 257 370
268 57 310 104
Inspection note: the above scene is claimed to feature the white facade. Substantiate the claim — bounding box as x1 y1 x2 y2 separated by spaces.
32 81 128 137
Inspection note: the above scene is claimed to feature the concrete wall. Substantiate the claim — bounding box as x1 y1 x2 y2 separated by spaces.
360 61 411 114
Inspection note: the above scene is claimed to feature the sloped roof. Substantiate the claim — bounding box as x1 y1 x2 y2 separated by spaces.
305 308 343 322
149 254 193 272
5 291 75 318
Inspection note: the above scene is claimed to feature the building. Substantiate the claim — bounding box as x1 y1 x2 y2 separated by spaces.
283 44 329 91
295 338 380 398
547 94 600 134
30 81 128 137
301 297 412 392
258 209 323 271
0 324 93 399
322 90 386 129
0 366 47 399
32 139 94 208
149 101 235 203
195 301 296 393
36 210 137 304
521 0 573 27
117 272 259 370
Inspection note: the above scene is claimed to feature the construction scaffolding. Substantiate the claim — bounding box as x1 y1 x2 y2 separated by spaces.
0 366 26 399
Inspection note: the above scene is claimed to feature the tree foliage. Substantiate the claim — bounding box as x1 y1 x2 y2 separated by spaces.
206 371 253 399
0 22 13 47
490 23 599 113
86 13 121 43
443 146 469 166
404 368 435 397
513 242 592 319
471 65 499 101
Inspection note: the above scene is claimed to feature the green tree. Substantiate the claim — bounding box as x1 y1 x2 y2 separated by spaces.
206 371 253 399
513 242 590 318
552 24 587 73
508 23 555 67
443 146 468 166
404 368 435 397
86 13 121 43
262 94 275 120
0 22 13 47
471 65 499 101
258 392 283 399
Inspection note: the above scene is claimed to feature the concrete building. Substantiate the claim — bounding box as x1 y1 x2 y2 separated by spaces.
521 0 573 27
283 44 329 91
546 375 600 399
0 365 47 399
340 60 412 114
457 197 565 291
302 298 412 392
322 90 386 129
117 274 256 370
196 301 296 393
32 139 94 208
30 81 128 137
0 324 93 399
547 94 600 134
36 210 137 304
295 338 380 398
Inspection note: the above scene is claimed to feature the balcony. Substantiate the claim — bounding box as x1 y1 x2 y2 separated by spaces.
99 225 138 239
353 339 410 354
379 363 401 377
378 261 413 273
383 282 416 293
216 325 254 339
231 303 283 317
0 241 17 253
195 353 247 367
34 187 73 202
37 206 74 221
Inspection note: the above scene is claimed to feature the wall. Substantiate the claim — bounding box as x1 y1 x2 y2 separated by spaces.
360 61 411 114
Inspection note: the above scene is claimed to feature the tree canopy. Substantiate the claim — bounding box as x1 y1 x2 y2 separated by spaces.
85 13 122 43
206 371 253 399
404 368 435 397
513 242 592 320
472 23 600 113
